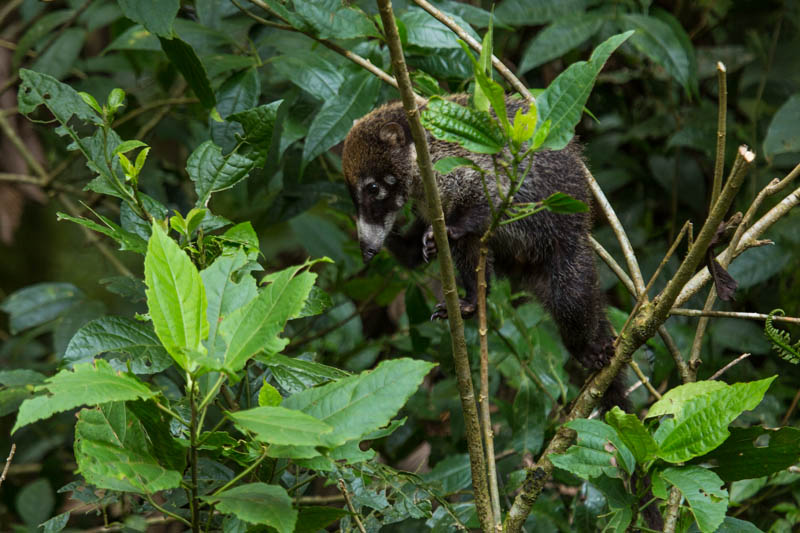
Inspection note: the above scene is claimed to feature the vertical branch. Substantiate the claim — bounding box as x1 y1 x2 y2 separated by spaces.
711 62 727 206
375 1 494 530
477 238 502 528
189 377 200 533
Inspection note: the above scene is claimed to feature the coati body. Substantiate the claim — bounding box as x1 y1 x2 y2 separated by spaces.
342 94 614 374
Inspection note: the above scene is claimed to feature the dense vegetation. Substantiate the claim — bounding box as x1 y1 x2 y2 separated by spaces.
1 1 799 532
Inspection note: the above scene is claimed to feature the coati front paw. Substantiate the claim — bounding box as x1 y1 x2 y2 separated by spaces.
421 226 466 262
430 299 477 320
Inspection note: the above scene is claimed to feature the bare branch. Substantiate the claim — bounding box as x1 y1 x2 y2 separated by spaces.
709 353 751 380
671 308 800 325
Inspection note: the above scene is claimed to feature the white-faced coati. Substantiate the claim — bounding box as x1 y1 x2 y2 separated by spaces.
342 94 616 375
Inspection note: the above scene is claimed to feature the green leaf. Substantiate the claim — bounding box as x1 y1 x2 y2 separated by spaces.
537 31 633 150
272 54 344 101
144 222 209 372
202 483 297 532
510 106 538 145
212 68 261 153
1 282 85 334
40 512 70 533
187 141 255 207
621 14 693 93
647 380 727 418
75 403 181 494
511 376 546 455
495 0 591 26
605 407 658 464
294 0 378 40
113 140 147 156
653 377 776 463
159 36 216 108
424 454 472 495
30 28 87 81
421 97 505 154
519 12 606 74
697 427 800 482
258 381 282 407
295 507 349 533
660 466 727 533
302 73 380 164
399 8 480 49
230 406 332 446
12 360 156 433
118 0 179 38
229 100 284 168
13 10 74 68
17 69 101 126
16 479 54 527
219 267 317 374
63 316 172 374
0 369 46 387
432 156 479 174
542 192 589 213
550 419 635 478
57 212 147 255
283 358 435 448
79 91 103 114
764 93 800 160
126 400 187 473
262 353 349 395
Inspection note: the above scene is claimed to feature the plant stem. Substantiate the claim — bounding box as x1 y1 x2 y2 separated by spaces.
670 308 800 325
711 62 727 206
338 479 367 533
145 494 192 527
209 447 269 498
189 377 200 533
375 0 494 529
0 443 15 489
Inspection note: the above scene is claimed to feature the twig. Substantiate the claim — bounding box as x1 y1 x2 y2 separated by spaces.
411 0 534 104
0 444 16 489
711 62 727 206
781 390 800 426
338 479 367 533
0 111 49 180
113 97 198 128
0 0 23 28
144 494 192 527
662 487 683 533
628 360 661 399
671 308 800 325
375 1 493 529
709 353 751 380
0 172 42 185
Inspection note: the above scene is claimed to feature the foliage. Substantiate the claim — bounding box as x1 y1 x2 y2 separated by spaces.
0 0 798 532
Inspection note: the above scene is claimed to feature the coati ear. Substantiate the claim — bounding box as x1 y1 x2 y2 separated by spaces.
379 122 405 146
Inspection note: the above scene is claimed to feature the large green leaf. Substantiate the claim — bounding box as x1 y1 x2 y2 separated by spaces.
537 31 633 150
294 0 378 40
399 8 479 49
262 353 349 395
647 380 727 418
187 141 255 207
283 358 435 448
272 53 344 101
620 14 693 92
423 454 472 495
697 426 800 482
202 483 297 533
1 282 85 334
159 36 215 108
218 266 317 374
212 68 262 153
17 69 100 126
653 377 776 463
229 100 284 168
118 0 179 37
660 466 727 533
495 0 591 26
63 316 172 374
421 97 505 154
549 419 634 479
763 93 800 159
605 407 658 464
144 222 209 372
12 360 156 433
229 406 332 446
518 12 607 74
302 73 380 164
75 403 181 494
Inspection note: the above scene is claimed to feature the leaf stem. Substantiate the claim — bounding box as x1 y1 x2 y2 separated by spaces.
207 446 269 499
145 494 192 527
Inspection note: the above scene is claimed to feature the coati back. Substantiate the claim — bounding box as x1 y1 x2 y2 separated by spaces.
342 94 615 381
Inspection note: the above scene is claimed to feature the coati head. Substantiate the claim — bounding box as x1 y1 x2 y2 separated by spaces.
342 102 415 263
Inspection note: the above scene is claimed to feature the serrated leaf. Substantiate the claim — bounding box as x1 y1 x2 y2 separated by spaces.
201 250 258 353
17 69 101 126
764 93 800 160
621 14 693 93
159 36 215 108
202 483 297 532
219 268 317 374
302 73 380 164
187 141 255 207
605 407 658 464
1 282 85 334
12 360 156 433
212 68 261 153
262 353 349 395
423 454 472 495
653 377 776 463
647 380 727 418
519 12 606 74
660 466 727 533
421 97 505 154
144 223 209 372
537 31 633 150
63 316 172 374
229 100 284 168
118 0 178 37
283 358 435 448
230 406 332 446
75 403 181 494
697 426 800 482
550 418 635 478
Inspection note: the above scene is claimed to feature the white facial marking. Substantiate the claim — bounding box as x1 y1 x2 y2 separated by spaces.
385 174 397 185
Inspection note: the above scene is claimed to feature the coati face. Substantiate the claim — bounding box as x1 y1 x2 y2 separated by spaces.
342 117 412 263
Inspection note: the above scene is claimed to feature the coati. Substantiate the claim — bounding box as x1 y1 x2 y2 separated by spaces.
342 94 615 375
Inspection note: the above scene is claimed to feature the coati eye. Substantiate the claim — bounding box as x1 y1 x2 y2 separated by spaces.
365 182 380 196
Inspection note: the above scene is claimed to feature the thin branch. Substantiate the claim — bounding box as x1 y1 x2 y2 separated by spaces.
144 494 192 527
671 308 800 325
411 0 534 104
375 1 493 530
0 444 15 489
0 172 42 185
628 360 661 399
113 97 198 128
0 111 49 180
711 62 727 206
338 479 367 533
781 390 800 426
709 353 751 380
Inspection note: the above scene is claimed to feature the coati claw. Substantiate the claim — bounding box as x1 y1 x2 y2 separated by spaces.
422 229 436 262
430 300 477 321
